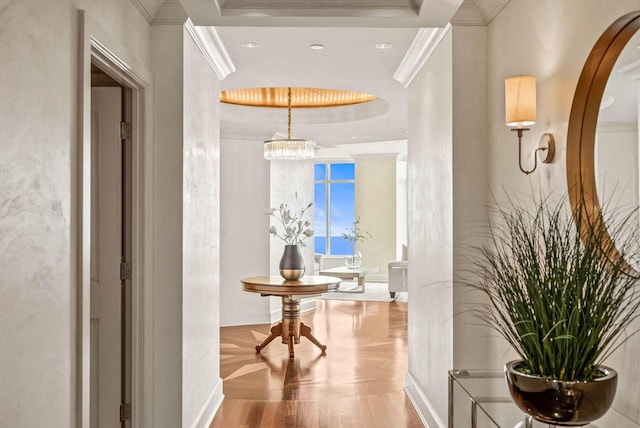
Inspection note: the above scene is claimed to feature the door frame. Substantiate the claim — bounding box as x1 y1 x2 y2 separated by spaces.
77 11 154 428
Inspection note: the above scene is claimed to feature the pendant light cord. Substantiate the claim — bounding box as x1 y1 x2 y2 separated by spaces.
287 87 292 139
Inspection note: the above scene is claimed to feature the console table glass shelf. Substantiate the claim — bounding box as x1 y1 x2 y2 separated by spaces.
448 369 640 428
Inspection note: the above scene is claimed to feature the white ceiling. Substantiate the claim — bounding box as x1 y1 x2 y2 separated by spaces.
159 0 512 156
217 26 418 148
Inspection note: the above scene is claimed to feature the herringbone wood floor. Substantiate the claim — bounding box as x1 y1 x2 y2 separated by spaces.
210 299 423 428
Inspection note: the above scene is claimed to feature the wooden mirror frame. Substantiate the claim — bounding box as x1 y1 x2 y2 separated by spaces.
566 11 640 265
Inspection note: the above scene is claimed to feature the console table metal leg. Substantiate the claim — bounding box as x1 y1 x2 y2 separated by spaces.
448 373 454 428
471 399 478 428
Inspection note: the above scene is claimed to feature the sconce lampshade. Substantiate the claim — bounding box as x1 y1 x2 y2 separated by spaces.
505 75 536 127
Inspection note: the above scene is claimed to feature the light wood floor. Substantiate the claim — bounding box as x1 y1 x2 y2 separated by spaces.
210 299 423 428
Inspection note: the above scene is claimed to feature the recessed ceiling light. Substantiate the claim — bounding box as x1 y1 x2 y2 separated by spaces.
310 44 324 50
241 42 259 48
375 43 393 49
351 136 359 139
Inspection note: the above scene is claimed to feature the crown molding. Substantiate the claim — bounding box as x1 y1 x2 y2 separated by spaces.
450 0 485 26
152 0 188 25
393 24 451 88
185 20 236 80
451 0 510 26
129 0 154 23
480 0 510 24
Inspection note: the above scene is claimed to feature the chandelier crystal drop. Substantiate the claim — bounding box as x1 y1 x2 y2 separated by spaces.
264 87 316 161
264 139 316 160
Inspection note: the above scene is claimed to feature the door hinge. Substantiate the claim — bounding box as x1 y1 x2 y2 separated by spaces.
120 261 131 281
120 403 131 422
120 121 132 140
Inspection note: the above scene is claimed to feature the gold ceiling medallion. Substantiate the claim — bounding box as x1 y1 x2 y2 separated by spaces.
220 87 376 108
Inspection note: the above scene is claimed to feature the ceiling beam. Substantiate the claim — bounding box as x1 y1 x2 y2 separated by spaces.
179 0 464 27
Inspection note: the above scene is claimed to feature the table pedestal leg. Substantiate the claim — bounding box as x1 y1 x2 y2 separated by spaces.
255 324 282 354
300 323 327 353
282 296 301 358
255 295 328 358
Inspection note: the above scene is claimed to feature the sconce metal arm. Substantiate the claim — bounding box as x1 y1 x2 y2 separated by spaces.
513 128 555 175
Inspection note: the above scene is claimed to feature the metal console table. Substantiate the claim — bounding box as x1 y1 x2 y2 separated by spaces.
448 369 640 428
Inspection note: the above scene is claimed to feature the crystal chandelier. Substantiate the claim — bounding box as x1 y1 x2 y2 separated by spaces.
264 87 316 160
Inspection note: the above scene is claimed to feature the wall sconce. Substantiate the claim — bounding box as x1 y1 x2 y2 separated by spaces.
505 75 555 175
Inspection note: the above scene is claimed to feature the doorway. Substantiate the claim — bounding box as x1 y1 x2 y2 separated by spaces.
90 63 132 428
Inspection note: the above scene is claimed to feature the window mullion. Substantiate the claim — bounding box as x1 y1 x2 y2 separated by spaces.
326 163 331 255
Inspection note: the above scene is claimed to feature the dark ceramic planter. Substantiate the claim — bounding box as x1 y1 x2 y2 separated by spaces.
279 244 305 280
505 360 617 426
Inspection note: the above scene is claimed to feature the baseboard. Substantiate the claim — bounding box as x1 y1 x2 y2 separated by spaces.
220 312 271 327
190 378 224 428
404 371 446 428
270 297 317 324
366 273 388 282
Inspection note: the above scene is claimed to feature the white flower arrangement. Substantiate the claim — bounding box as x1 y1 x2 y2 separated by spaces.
341 217 371 253
266 202 314 246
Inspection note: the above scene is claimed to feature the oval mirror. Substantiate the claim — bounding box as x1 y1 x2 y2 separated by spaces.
567 11 640 269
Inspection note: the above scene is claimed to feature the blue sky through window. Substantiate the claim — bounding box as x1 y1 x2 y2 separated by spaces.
314 163 355 255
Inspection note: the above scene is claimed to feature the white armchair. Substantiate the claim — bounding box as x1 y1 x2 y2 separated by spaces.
388 260 408 299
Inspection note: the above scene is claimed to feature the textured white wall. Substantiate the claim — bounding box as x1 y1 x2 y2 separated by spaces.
355 156 397 279
595 123 639 209
269 160 315 276
151 23 185 427
396 158 408 260
182 27 222 428
406 29 454 428
451 25 492 372
0 1 150 426
220 137 271 326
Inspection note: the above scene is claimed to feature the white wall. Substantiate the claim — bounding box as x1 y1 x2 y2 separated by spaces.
220 137 271 326
0 1 150 426
355 156 397 280
151 19 225 428
269 160 315 321
451 25 492 371
181 26 223 428
406 29 454 428
151 22 184 427
595 123 639 210
269 160 315 275
396 157 408 260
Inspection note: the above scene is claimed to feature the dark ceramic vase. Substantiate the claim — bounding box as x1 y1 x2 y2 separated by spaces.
505 360 617 426
279 244 305 280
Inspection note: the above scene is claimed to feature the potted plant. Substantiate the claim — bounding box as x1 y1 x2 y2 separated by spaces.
465 195 640 426
341 217 372 268
266 202 313 280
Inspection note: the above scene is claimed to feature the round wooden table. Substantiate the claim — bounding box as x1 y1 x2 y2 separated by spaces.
241 275 340 359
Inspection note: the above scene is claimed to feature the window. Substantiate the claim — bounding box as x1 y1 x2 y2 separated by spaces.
314 163 355 255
